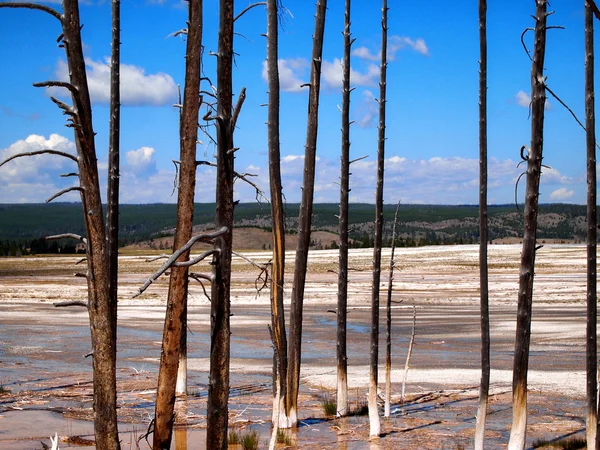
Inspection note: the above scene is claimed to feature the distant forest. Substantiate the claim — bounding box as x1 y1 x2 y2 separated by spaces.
0 202 591 255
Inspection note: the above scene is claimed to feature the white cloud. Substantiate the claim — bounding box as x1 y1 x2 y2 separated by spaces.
516 90 531 108
321 59 380 89
262 58 308 93
515 90 551 110
53 58 177 106
0 134 79 202
352 35 429 62
125 146 157 174
549 187 574 201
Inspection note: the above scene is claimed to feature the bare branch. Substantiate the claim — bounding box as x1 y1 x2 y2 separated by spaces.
166 28 188 38
0 2 62 20
134 227 228 297
146 254 170 262
232 250 268 270
46 186 83 203
45 233 87 246
520 27 535 61
545 85 600 150
189 272 212 302
173 249 218 267
234 2 266 22
33 81 79 100
349 155 368 165
231 87 247 133
60 172 79 178
54 300 88 308
514 171 527 212
0 150 77 168
50 96 76 116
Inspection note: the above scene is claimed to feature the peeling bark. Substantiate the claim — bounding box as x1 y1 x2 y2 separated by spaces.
508 1 548 448
152 0 202 448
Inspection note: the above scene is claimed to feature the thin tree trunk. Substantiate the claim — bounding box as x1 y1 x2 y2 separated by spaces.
152 1 202 448
56 1 121 447
474 0 489 448
368 0 387 438
266 0 288 430
286 0 327 428
336 0 352 419
401 304 416 409
584 2 598 448
384 200 400 418
508 1 548 448
207 0 234 447
106 0 120 368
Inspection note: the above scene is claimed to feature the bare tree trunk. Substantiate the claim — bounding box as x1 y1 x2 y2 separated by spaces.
384 200 400 418
368 0 387 438
584 2 598 447
152 1 202 448
336 0 352 419
266 0 288 430
400 304 416 409
286 0 327 428
106 0 120 368
508 1 548 448
474 0 489 448
206 0 234 447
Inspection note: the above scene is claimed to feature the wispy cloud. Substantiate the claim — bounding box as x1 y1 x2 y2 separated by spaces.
262 58 308 93
52 58 178 106
352 35 429 62
549 187 574 201
321 58 380 90
354 90 378 128
515 90 551 110
125 146 157 175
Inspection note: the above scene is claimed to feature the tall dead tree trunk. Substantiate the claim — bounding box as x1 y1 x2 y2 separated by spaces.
508 1 548 448
152 1 202 448
106 0 120 383
266 0 288 433
368 0 387 438
474 0 489 448
584 1 598 447
336 0 352 419
384 200 400 417
0 2 121 448
206 0 234 447
286 0 327 428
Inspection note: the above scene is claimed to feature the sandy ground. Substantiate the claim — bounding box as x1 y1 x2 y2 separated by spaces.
0 244 593 448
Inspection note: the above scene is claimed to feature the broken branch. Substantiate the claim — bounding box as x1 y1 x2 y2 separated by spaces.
0 150 77 168
46 186 83 203
134 227 228 297
0 2 61 20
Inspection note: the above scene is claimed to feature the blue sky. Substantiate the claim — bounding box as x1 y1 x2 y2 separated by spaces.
0 0 595 205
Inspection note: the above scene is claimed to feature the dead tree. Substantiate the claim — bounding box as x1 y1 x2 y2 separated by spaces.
474 0 490 448
584 0 598 447
369 0 388 438
336 0 352 419
286 0 327 428
207 0 235 446
266 0 288 431
384 200 400 418
151 1 203 449
508 1 548 448
0 1 120 448
106 0 120 387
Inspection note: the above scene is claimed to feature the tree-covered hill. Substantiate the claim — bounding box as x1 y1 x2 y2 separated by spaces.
0 202 591 254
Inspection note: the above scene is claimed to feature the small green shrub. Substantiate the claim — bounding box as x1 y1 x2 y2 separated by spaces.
321 396 337 417
228 429 241 445
240 430 259 450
